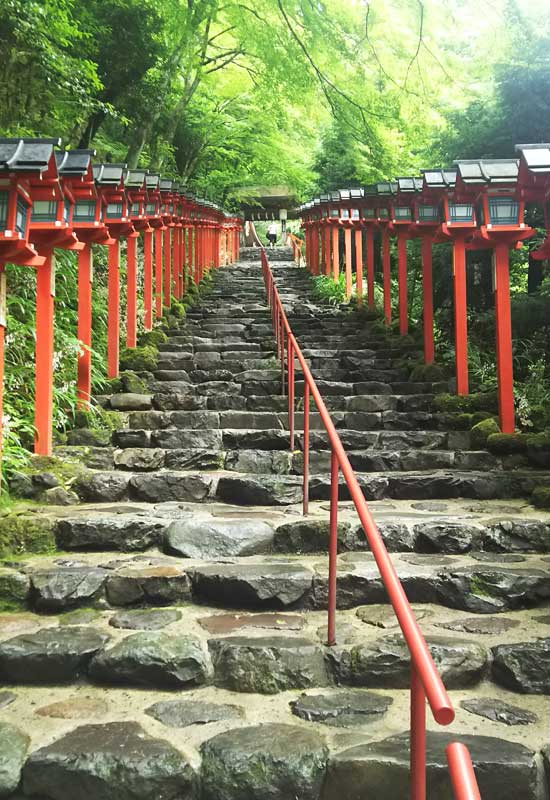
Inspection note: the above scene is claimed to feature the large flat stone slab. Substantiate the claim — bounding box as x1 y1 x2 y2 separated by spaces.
0 627 109 683
55 515 167 551
209 635 329 693
89 632 211 688
105 565 191 606
492 638 550 693
290 689 392 727
0 722 29 796
30 567 108 611
146 699 244 728
164 516 274 558
322 731 540 800
22 722 196 800
326 634 487 689
191 562 314 607
201 723 328 800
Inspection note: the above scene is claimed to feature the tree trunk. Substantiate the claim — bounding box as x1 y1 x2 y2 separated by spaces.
528 252 544 294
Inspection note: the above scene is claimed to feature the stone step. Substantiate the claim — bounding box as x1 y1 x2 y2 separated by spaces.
113 427 469 452
41 498 550 556
123 409 443 432
70 467 550 505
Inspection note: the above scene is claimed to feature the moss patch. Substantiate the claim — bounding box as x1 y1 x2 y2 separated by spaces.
120 371 148 394
434 392 498 414
139 329 168 347
0 513 56 559
410 363 446 382
486 433 528 454
120 345 158 372
532 486 550 509
470 418 500 448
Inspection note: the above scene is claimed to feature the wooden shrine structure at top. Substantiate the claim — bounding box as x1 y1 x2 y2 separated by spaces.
298 146 550 435
0 138 242 460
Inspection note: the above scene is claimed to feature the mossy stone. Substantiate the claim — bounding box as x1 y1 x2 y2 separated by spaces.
470 417 500 448
440 412 473 431
139 329 168 347
0 514 56 559
120 346 158 372
434 392 497 414
471 411 495 425
170 301 186 319
487 433 528 454
120 371 148 394
526 432 550 468
410 363 445 382
67 428 111 447
532 486 550 509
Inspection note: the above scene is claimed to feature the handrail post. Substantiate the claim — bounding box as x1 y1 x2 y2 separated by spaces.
280 311 285 396
327 448 339 646
411 665 427 800
303 382 310 516
288 337 295 451
446 743 481 800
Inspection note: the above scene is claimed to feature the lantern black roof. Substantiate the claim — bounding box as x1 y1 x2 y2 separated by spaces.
397 177 423 193
422 169 457 189
319 193 330 202
124 169 147 188
455 159 519 185
515 144 550 174
93 164 126 185
160 179 174 192
145 174 160 190
0 138 61 172
55 149 96 176
376 181 398 195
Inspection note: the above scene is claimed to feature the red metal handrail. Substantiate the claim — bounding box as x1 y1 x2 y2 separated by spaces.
447 744 482 800
261 249 482 800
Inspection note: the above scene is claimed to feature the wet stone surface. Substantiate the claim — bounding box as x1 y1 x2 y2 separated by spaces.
290 689 392 727
200 723 328 800
461 697 538 726
435 616 521 635
0 627 109 683
146 699 245 728
109 608 182 630
22 721 196 800
198 612 306 634
89 632 211 689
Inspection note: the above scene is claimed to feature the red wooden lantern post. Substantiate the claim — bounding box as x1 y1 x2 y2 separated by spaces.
426 168 475 396
375 183 395 326
337 190 355 299
172 188 184 298
93 163 135 380
159 179 174 309
27 142 84 454
455 158 534 433
392 181 419 336
143 174 162 330
311 202 322 275
125 169 150 348
0 139 49 468
407 177 441 365
57 150 113 409
319 196 332 276
360 191 378 309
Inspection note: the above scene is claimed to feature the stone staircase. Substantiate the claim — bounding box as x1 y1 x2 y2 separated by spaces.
1 259 550 799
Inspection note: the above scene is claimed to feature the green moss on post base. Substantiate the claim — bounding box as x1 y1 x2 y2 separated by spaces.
120 345 158 373
470 418 500 448
486 433 528 454
526 433 550 468
532 486 550 509
139 329 168 347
